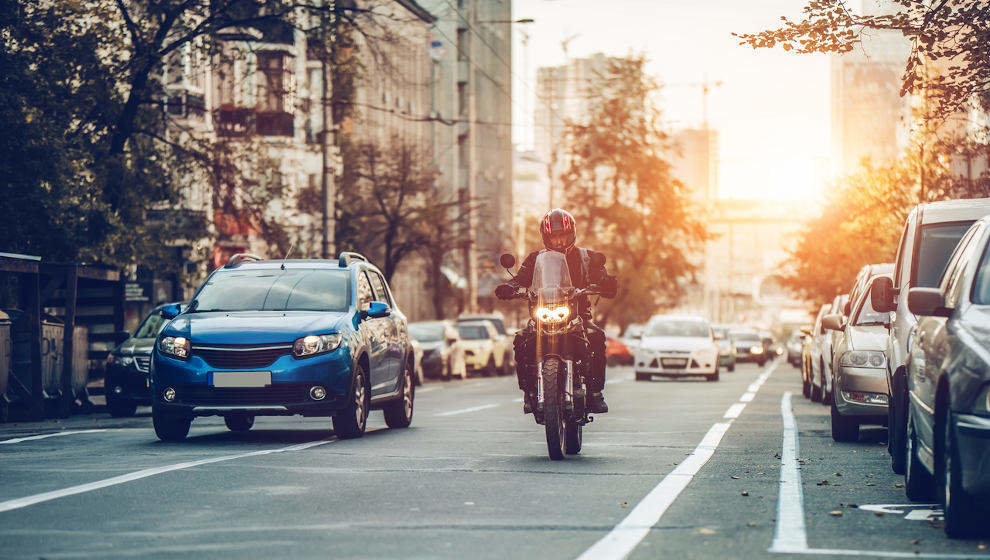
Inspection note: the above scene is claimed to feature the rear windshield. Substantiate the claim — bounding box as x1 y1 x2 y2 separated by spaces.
194 269 350 312
915 222 973 288
645 320 710 338
457 325 489 340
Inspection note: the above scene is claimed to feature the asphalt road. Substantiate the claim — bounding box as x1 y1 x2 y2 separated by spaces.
1 360 988 559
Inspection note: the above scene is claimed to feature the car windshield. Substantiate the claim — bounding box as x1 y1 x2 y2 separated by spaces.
645 320 710 338
409 322 444 342
133 309 167 338
457 324 489 340
855 280 891 326
713 327 730 339
194 269 350 312
915 222 973 288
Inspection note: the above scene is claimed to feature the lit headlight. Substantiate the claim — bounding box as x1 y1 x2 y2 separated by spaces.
534 305 571 324
158 336 190 360
293 333 342 358
750 345 764 354
840 350 885 369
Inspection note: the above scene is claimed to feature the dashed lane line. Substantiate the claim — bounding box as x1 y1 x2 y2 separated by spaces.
768 392 990 559
0 430 108 445
576 361 779 560
433 404 499 417
0 439 335 514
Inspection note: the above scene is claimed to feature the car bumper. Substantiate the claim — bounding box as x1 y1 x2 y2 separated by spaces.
735 351 765 362
635 355 717 376
105 365 152 404
954 412 990 497
463 352 489 370
151 348 354 418
834 366 888 418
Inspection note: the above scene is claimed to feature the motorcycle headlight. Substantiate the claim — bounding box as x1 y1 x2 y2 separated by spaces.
157 336 190 360
533 305 570 324
840 350 886 369
293 333 342 358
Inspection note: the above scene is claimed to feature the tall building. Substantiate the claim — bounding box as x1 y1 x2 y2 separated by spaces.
829 5 911 176
670 128 719 200
421 0 513 311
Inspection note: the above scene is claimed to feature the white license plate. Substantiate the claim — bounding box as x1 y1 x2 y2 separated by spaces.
212 372 271 388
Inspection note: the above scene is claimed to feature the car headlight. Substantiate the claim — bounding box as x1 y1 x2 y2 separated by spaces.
293 333 342 358
973 385 990 415
839 350 885 369
750 345 764 354
533 305 570 324
158 336 190 360
118 356 135 367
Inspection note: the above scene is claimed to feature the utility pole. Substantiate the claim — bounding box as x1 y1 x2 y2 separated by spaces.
320 1 337 259
465 0 479 312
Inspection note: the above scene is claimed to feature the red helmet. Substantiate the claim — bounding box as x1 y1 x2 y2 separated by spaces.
541 208 576 252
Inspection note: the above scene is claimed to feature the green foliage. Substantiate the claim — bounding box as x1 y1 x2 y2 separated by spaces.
558 56 711 328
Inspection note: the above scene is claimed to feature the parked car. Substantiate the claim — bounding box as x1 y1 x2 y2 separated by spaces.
817 293 851 404
803 305 830 399
105 303 183 417
823 272 892 442
620 323 645 355
150 252 415 442
871 198 990 474
901 216 990 537
712 325 736 372
408 320 466 380
800 326 814 386
458 313 513 375
634 315 720 382
732 327 767 366
456 320 500 376
408 338 424 386
785 330 804 367
605 336 634 366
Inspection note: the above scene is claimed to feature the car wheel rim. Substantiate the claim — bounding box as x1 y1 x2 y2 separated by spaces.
355 372 367 429
403 368 413 418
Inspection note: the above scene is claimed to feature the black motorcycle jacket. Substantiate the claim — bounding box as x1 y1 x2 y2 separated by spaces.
498 248 617 316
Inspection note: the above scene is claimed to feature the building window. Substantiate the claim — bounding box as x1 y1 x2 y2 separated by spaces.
257 51 290 112
457 29 469 61
457 83 467 116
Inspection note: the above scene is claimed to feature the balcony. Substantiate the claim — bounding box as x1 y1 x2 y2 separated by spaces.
256 111 294 137
216 107 294 138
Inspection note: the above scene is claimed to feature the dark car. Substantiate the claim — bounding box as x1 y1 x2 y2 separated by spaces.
150 252 415 442
902 217 990 537
730 328 766 366
105 303 183 417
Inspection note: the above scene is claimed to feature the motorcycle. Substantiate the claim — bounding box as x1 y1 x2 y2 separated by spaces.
499 250 603 460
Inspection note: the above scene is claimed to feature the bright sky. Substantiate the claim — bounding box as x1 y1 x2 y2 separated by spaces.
510 0 833 201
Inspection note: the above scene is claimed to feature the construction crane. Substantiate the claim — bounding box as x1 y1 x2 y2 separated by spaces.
667 74 724 129
560 32 580 60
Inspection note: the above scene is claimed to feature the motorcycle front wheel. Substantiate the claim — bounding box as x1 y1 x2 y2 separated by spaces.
542 357 566 460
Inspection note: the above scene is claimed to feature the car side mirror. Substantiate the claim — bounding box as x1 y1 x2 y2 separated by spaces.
871 276 895 313
822 314 844 331
363 301 391 319
114 331 131 345
499 253 516 270
160 303 181 320
907 287 951 317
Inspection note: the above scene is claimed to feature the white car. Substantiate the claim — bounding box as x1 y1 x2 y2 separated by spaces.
634 315 721 382
456 320 500 377
458 313 513 375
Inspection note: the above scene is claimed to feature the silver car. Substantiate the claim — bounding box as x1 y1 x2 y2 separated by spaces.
823 271 893 442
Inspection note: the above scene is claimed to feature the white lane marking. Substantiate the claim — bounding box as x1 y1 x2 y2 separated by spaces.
512 397 523 403
739 392 755 402
433 404 498 417
0 439 333 514
770 391 807 553
723 403 746 419
767 394 988 559
577 423 733 560
605 378 625 386
577 362 778 560
0 429 107 445
747 383 761 393
416 386 440 394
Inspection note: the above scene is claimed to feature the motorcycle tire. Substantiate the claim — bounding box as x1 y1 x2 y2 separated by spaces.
542 357 566 461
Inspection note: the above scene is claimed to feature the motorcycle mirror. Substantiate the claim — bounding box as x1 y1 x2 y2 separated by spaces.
499 253 516 270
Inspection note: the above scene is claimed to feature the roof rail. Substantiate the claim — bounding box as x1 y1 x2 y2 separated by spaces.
224 253 263 268
338 251 368 267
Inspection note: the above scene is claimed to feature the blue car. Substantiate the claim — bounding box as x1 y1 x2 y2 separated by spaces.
150 252 415 442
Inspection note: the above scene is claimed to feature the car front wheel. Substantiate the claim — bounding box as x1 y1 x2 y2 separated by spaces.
333 363 370 439
224 414 254 432
153 406 191 442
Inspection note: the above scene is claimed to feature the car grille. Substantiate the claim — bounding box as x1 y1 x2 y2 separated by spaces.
134 355 151 373
176 383 314 405
192 344 293 369
661 358 689 369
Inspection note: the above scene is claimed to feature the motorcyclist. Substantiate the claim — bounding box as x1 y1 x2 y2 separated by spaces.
495 208 617 415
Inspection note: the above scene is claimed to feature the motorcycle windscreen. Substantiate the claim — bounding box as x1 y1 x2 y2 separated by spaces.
532 251 573 307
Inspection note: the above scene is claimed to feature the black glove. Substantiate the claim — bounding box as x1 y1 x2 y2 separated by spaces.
495 283 517 300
